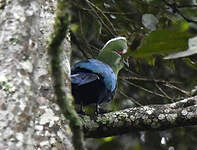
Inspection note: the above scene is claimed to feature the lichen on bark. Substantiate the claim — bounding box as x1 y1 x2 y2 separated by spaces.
81 96 197 138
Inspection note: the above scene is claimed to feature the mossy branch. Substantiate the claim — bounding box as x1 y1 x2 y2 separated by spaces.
81 96 197 138
47 1 86 150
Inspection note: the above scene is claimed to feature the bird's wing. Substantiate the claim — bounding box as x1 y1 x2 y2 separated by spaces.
71 72 99 86
71 59 116 91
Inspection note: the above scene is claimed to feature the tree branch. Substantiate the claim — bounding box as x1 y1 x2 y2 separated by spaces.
177 4 197 8
81 96 197 138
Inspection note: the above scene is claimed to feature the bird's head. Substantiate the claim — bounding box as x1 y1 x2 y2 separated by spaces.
101 37 128 56
97 37 128 76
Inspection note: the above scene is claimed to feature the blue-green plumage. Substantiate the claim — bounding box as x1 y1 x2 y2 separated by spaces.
72 59 116 91
71 37 128 114
71 59 116 108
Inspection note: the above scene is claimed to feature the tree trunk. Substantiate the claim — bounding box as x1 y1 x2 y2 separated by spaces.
0 0 73 149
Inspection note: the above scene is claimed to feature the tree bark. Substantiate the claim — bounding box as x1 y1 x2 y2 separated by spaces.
0 0 73 149
81 96 197 138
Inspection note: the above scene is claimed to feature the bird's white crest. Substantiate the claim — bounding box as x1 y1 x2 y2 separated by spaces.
101 37 127 50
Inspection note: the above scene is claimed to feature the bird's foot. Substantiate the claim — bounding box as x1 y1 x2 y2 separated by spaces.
94 110 99 116
94 104 100 115
77 109 87 115
94 109 108 116
77 104 86 115
94 104 108 115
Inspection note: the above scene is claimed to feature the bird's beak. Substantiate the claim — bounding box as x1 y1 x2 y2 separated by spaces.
122 48 127 54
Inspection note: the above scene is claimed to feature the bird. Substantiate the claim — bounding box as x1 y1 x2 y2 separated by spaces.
71 37 128 114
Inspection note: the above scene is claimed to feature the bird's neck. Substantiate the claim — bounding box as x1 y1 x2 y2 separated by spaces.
97 51 124 76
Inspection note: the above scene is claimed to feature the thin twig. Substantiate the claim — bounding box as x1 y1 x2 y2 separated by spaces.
122 66 188 100
85 0 117 36
121 79 166 98
178 4 197 8
123 67 142 77
119 76 180 84
119 89 142 106
120 76 190 97
162 0 197 24
164 83 191 96
155 83 174 102
81 8 136 15
70 31 90 59
78 11 96 56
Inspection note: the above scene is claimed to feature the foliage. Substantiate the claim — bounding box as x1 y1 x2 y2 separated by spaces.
69 0 197 150
130 24 195 57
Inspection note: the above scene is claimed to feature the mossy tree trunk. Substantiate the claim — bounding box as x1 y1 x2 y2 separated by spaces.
0 0 73 149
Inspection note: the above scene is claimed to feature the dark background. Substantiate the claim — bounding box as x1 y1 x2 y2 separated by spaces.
70 0 197 150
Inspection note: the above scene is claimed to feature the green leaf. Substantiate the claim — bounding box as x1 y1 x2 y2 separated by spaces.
70 24 79 32
103 137 113 142
164 36 197 59
129 27 194 58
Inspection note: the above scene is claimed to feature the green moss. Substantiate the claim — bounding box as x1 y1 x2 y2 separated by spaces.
47 1 86 149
